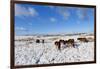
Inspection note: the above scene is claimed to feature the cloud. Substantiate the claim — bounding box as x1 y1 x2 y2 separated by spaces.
15 4 38 17
15 27 26 31
48 6 70 20
50 17 56 22
77 8 89 20
15 27 34 35
56 7 70 20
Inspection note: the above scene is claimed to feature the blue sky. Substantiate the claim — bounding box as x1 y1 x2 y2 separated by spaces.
15 4 94 35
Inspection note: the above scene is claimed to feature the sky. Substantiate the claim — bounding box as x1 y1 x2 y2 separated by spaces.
15 3 94 36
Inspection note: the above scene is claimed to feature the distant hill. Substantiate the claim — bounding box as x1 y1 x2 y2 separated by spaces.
16 32 94 36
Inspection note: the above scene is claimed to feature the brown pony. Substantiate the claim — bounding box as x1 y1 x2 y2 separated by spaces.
77 38 88 42
54 41 61 50
66 39 75 47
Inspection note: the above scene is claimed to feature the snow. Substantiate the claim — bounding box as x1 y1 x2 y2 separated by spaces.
15 34 94 65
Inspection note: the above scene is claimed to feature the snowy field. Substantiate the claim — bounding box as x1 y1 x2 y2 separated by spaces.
15 34 94 65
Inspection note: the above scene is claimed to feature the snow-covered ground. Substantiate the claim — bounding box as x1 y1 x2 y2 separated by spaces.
15 34 94 65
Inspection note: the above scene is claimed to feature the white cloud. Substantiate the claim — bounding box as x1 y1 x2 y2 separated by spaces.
77 8 88 20
50 17 56 22
15 4 38 17
16 27 26 31
28 7 38 16
48 6 70 20
56 7 70 20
